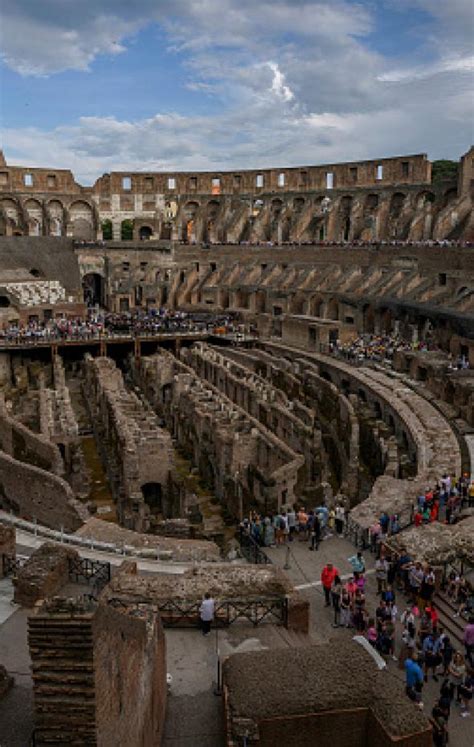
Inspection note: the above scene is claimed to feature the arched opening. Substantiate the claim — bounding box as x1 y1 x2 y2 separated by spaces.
141 482 163 514
0 296 11 308
139 225 153 241
82 272 105 307
161 223 172 240
326 298 339 321
101 220 113 240
389 193 406 219
30 268 44 278
363 304 375 333
69 200 94 240
121 219 134 241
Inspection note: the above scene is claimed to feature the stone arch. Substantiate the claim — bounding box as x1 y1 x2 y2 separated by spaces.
82 272 105 307
47 199 65 236
309 296 323 317
325 297 339 321
416 190 436 208
0 197 22 234
183 200 200 243
443 187 458 208
363 303 375 333
0 295 11 308
120 219 133 241
24 198 43 235
365 193 379 213
69 200 95 240
141 482 163 514
293 197 305 213
389 192 406 219
139 225 153 240
101 219 113 240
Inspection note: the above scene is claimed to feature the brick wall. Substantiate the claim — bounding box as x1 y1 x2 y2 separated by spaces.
28 597 167 746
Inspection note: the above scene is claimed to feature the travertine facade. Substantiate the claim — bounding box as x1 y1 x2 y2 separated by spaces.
1 148 472 242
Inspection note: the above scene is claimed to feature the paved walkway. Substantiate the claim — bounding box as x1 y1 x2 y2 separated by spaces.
266 533 473 746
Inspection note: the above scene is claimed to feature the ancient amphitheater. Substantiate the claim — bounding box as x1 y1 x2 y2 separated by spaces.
0 148 473 746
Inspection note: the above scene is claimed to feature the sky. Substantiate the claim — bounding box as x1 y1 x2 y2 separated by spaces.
0 0 473 185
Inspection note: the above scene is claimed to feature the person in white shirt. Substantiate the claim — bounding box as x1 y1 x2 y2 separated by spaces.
199 593 215 636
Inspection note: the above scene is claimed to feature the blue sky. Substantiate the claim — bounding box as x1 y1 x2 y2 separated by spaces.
1 0 473 184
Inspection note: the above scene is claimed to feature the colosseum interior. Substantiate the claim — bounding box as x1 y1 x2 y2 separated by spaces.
0 147 473 746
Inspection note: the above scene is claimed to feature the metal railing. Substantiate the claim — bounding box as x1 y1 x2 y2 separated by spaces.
108 594 288 628
68 556 111 593
238 527 272 564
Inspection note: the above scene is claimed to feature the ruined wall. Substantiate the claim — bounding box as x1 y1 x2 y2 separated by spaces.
137 350 303 516
28 596 167 747
0 395 64 475
0 450 87 531
2 148 472 241
83 355 175 531
13 543 77 607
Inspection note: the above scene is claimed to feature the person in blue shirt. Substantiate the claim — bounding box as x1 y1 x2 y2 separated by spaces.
405 653 424 704
348 551 365 574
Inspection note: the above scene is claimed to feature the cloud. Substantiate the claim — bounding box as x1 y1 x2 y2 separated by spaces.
378 55 474 83
1 1 472 179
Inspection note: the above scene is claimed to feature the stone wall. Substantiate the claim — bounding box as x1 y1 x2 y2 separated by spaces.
5 148 474 243
0 395 64 476
0 450 87 531
13 543 77 607
28 595 167 746
137 349 304 516
83 355 175 531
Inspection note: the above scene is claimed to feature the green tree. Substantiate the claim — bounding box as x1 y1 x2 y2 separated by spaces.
432 160 458 184
101 219 113 240
121 219 134 240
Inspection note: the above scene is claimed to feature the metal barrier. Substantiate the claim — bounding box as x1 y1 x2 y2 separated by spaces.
238 528 272 565
68 556 111 592
108 595 288 628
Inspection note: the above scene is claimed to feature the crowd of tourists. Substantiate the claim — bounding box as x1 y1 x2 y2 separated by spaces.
0 310 239 343
329 334 470 370
321 549 473 739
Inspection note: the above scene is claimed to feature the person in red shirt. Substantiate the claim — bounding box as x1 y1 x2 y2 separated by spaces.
414 510 423 527
430 501 439 522
321 562 340 607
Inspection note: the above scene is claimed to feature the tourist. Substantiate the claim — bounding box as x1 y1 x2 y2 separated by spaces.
334 504 345 535
352 589 367 633
367 618 378 647
447 652 466 702
263 516 275 547
430 701 449 746
199 592 215 636
458 671 473 717
340 588 352 628
297 507 308 540
287 506 296 540
331 575 343 627
348 551 365 575
321 562 339 607
309 511 321 551
405 652 424 706
438 633 454 678
408 562 424 604
463 616 474 667
418 565 435 612
375 556 388 594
